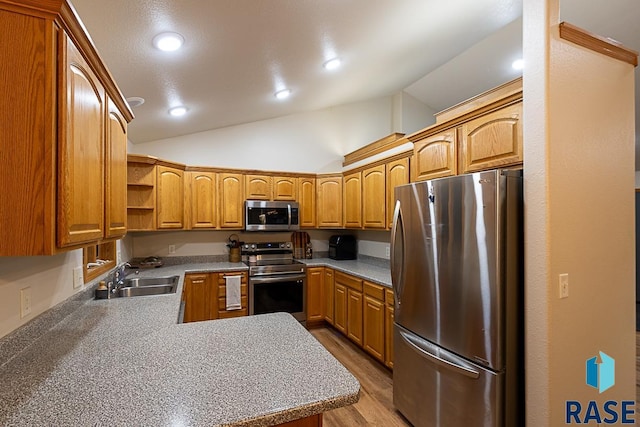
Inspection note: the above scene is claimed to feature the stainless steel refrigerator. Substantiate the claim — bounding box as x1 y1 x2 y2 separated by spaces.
391 169 523 427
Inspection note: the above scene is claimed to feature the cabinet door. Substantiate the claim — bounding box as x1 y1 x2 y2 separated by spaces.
364 294 385 362
105 97 127 239
183 273 213 323
298 178 316 227
412 129 457 182
58 34 105 247
306 267 324 322
317 176 343 228
459 102 523 173
386 157 409 229
334 283 347 334
343 172 362 228
189 171 217 229
347 288 364 346
323 268 335 325
362 165 386 229
273 176 297 201
245 174 272 200
157 166 184 229
385 302 395 369
218 173 244 228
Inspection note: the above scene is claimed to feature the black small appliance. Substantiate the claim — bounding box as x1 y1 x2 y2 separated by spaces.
328 235 357 260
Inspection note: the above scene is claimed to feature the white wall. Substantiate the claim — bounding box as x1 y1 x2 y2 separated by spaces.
524 0 636 423
131 97 396 173
0 238 131 339
635 170 640 188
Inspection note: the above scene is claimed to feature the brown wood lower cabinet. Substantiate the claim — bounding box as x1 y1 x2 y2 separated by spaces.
306 267 324 325
363 282 385 362
384 288 395 369
182 273 216 323
276 413 322 427
322 268 394 370
323 269 335 325
182 271 248 322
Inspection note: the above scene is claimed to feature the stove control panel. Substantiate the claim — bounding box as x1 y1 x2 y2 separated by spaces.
241 241 292 254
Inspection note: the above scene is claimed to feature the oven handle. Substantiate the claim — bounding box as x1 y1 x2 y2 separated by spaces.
250 273 306 284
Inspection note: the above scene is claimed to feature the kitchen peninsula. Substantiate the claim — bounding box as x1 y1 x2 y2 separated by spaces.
0 265 360 426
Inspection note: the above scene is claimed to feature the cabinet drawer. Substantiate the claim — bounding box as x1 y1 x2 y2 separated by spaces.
217 272 248 285
363 281 385 300
218 283 248 298
385 288 394 305
218 309 248 319
335 271 363 292
218 296 248 310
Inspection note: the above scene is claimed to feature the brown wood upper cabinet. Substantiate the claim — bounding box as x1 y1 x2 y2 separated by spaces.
409 78 523 180
298 177 317 228
459 102 523 173
156 164 185 229
343 171 362 228
245 174 272 200
187 171 217 229
105 97 128 239
316 175 343 228
386 157 409 229
218 172 245 228
273 176 298 201
412 129 457 182
362 165 386 229
58 34 106 247
0 2 133 255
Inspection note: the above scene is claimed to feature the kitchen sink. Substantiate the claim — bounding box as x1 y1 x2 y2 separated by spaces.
117 275 179 297
122 276 179 288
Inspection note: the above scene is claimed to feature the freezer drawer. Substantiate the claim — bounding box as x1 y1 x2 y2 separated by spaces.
393 325 505 427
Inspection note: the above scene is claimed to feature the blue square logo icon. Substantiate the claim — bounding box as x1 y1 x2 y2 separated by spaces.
586 351 615 393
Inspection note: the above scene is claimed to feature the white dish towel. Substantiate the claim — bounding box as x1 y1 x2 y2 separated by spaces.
225 275 242 311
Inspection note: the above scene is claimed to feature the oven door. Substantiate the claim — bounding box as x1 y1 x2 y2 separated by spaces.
249 273 306 322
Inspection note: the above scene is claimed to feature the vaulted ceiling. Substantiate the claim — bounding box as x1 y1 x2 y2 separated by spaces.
70 0 639 166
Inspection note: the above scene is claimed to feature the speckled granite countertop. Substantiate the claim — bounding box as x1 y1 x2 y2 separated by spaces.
0 261 360 426
300 257 392 288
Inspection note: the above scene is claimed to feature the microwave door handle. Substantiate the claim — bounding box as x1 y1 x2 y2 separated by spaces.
287 204 292 229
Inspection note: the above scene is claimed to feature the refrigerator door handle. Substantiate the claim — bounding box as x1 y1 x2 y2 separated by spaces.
399 329 480 379
390 200 404 305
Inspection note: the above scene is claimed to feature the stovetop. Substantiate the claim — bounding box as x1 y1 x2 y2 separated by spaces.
242 241 306 276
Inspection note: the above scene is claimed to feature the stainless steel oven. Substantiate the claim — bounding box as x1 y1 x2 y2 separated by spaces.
243 241 307 323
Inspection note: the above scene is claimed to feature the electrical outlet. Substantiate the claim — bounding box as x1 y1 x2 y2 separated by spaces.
385 246 390 258
73 266 84 289
559 273 569 299
168 244 176 254
20 287 32 318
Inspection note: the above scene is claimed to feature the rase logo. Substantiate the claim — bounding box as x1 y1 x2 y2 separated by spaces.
565 351 635 424
586 351 615 393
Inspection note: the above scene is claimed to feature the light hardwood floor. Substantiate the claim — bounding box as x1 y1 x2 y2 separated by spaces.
310 327 411 426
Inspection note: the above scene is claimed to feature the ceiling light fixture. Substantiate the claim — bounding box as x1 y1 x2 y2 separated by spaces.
512 58 524 70
126 97 145 108
153 32 185 52
274 89 291 100
323 58 341 71
168 106 188 117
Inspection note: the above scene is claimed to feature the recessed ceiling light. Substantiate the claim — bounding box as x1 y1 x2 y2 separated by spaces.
323 58 341 70
153 32 185 52
512 58 524 70
126 97 145 108
274 89 291 100
168 106 188 117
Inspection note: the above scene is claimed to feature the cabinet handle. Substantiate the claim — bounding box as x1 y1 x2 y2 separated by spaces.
191 279 205 284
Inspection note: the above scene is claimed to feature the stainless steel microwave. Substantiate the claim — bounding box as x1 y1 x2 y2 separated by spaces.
245 200 300 231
